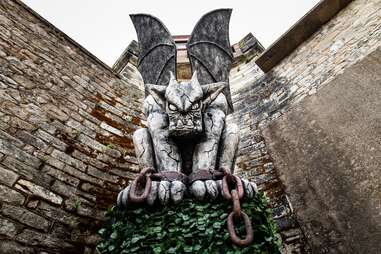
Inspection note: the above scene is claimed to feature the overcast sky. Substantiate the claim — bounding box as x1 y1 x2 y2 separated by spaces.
22 0 320 67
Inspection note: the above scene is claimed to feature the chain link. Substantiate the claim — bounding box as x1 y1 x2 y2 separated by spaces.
127 168 254 247
129 168 153 203
222 174 254 247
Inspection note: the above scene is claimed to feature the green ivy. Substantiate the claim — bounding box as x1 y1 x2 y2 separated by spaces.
97 192 281 254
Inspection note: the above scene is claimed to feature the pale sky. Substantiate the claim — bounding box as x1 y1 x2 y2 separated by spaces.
22 0 320 67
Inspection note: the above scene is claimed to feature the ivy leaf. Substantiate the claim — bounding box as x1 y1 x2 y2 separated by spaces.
183 246 193 253
194 244 202 251
97 194 281 253
131 237 140 243
110 232 118 239
213 222 222 229
152 246 162 254
98 228 106 236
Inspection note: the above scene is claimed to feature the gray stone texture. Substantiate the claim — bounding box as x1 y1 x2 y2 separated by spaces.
2 204 50 231
262 48 381 253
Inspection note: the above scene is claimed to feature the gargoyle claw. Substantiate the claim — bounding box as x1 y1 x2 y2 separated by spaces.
190 180 206 200
205 180 219 200
158 181 170 205
170 180 186 204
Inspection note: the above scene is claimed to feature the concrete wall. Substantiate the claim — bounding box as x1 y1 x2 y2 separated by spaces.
262 47 381 253
0 1 143 253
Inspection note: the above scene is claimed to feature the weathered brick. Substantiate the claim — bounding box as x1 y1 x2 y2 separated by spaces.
0 140 41 167
15 130 48 150
1 156 51 186
51 149 87 171
77 133 105 153
42 104 69 122
35 129 68 151
109 168 136 179
0 216 18 238
87 166 119 183
16 229 75 249
0 130 24 147
1 204 50 231
51 180 96 202
0 184 25 205
12 74 37 89
0 240 35 254
71 150 107 169
37 201 79 227
41 165 80 187
50 180 77 197
77 133 122 158
8 116 36 130
15 179 63 205
75 203 104 221
0 165 19 186
45 155 65 170
100 121 123 136
66 119 94 137
61 165 101 186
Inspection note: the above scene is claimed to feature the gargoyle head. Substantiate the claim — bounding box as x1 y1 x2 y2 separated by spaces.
146 72 226 138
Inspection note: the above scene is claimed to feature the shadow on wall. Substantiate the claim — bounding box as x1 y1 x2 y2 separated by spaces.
262 47 381 253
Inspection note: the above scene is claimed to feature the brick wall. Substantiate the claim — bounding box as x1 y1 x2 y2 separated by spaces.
0 1 144 253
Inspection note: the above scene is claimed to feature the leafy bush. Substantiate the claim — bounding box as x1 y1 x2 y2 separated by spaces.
97 192 281 254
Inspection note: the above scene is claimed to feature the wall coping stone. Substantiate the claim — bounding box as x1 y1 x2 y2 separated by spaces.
256 0 353 72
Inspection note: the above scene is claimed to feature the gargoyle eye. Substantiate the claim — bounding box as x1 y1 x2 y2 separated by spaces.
168 103 177 111
191 102 200 110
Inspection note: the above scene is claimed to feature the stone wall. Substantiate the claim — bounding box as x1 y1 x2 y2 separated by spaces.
262 47 381 253
229 0 380 253
229 48 309 253
0 0 144 253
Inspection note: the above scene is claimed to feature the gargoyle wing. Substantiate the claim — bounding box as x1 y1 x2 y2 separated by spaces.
187 9 234 113
130 14 177 96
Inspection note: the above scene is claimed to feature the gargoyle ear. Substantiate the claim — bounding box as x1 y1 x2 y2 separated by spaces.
201 82 227 108
191 71 199 84
169 71 176 82
145 83 167 109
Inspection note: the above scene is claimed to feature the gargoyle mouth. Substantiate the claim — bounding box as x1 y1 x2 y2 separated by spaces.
169 119 203 138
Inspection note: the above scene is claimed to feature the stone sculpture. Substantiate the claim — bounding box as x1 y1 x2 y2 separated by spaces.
117 9 257 207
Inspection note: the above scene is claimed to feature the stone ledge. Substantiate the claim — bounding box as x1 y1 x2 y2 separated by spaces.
256 0 353 72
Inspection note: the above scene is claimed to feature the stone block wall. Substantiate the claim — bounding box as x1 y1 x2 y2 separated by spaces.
229 0 380 252
0 1 144 253
229 52 308 253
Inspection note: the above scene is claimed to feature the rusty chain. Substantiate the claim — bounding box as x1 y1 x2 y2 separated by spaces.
127 167 254 247
128 167 154 203
222 170 254 247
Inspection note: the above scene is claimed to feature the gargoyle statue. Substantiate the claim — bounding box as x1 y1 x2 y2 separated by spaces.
118 9 257 206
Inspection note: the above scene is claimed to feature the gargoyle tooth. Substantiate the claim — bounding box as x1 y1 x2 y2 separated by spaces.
187 119 193 126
